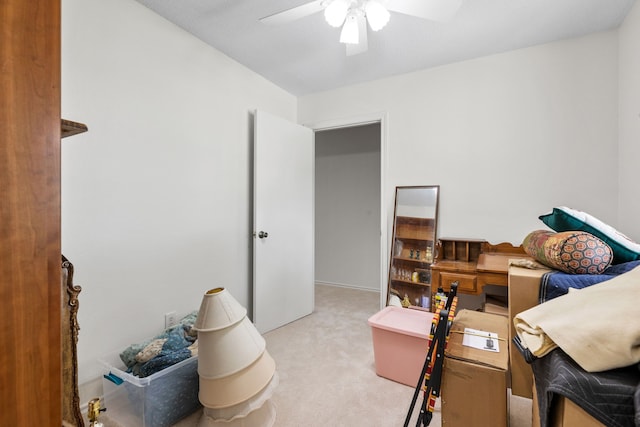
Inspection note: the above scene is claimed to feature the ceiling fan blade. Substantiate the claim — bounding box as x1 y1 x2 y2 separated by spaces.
259 0 326 25
346 14 368 56
386 0 463 22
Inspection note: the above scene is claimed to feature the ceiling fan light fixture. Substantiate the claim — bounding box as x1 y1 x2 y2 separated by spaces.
324 0 350 27
339 13 359 44
365 0 390 31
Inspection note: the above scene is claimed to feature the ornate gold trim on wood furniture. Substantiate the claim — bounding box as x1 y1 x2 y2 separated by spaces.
62 255 84 427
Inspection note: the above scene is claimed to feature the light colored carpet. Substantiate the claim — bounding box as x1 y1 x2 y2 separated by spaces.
102 284 532 427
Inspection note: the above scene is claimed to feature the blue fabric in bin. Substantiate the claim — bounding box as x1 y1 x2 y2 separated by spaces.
108 311 201 427
120 311 198 378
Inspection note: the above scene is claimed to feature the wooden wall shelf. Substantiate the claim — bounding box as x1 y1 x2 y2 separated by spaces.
61 119 88 138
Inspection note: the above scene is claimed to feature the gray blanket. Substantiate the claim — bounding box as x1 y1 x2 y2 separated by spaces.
532 349 640 427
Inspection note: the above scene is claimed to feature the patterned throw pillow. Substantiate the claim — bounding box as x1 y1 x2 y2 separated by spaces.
522 230 613 274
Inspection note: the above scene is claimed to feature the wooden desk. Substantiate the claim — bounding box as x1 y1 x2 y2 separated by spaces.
477 251 530 289
430 239 531 305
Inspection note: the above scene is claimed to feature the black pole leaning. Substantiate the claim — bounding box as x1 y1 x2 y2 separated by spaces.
403 308 448 427
403 282 458 427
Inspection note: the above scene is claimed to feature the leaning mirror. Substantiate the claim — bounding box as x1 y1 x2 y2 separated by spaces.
387 185 439 308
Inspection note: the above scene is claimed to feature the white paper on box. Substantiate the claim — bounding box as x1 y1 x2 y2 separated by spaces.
462 327 499 352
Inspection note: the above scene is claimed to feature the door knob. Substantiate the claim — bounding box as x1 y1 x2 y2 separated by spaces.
258 231 269 239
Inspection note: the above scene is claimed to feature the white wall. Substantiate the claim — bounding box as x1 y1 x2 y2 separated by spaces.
299 31 620 248
315 125 381 291
62 0 634 402
618 1 640 241
61 0 296 389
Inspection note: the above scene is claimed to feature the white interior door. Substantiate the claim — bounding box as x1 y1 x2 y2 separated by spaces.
253 110 314 333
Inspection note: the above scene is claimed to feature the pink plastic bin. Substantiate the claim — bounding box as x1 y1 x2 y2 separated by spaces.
368 306 434 387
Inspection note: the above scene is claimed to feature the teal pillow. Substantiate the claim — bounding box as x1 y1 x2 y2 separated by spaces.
539 207 640 264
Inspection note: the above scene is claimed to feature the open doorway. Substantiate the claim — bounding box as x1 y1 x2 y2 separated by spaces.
314 123 382 297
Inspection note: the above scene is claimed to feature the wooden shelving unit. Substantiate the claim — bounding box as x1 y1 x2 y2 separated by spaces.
388 216 436 307
439 238 484 262
2 2 63 424
60 118 87 427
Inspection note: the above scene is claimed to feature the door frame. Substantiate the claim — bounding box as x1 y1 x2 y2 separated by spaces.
304 112 389 309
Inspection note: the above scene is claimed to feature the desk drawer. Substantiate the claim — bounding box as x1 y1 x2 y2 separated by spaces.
440 272 477 293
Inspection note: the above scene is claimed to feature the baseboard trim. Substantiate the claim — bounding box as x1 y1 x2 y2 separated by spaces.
315 281 380 293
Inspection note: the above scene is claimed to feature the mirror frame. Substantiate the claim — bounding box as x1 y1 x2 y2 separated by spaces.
386 185 440 307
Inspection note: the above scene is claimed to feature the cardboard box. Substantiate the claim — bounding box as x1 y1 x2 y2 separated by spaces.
508 266 550 398
441 309 509 427
368 306 435 387
483 295 508 317
533 382 605 427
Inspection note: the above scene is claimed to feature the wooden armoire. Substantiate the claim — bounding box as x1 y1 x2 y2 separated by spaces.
1 1 64 425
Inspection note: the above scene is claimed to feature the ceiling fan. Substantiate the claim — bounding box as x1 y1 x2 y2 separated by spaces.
259 0 463 56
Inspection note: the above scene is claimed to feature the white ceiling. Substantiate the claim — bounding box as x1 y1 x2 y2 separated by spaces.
134 0 636 96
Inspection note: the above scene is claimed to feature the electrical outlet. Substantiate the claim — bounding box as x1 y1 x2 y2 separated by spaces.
165 311 178 329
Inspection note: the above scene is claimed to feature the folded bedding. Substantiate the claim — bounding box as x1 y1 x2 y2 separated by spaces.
514 265 640 372
539 260 640 303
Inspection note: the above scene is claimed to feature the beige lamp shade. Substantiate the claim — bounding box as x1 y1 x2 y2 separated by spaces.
198 400 276 427
198 372 278 423
197 316 266 379
199 350 276 409
194 288 247 332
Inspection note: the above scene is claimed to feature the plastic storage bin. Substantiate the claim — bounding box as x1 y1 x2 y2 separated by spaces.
101 351 201 427
368 306 434 386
